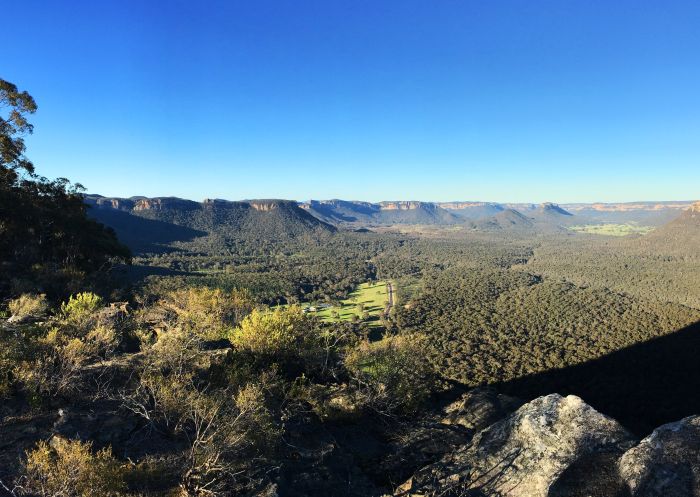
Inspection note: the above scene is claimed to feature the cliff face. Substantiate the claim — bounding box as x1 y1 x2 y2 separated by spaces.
378 201 436 211
437 201 500 210
133 197 200 211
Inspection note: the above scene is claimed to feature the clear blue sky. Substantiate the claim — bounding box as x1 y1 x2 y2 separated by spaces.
4 0 700 202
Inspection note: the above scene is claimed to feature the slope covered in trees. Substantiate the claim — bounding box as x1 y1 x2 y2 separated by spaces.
86 196 335 253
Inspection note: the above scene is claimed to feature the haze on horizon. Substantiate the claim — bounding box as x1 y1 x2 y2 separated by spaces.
4 0 700 203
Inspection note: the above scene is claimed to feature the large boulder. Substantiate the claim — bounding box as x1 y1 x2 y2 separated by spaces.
396 394 637 497
619 416 700 497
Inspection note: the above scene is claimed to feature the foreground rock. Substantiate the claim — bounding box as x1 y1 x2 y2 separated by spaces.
396 394 637 497
441 387 522 432
619 416 700 497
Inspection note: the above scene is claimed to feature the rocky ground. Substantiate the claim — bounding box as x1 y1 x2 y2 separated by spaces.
393 392 700 497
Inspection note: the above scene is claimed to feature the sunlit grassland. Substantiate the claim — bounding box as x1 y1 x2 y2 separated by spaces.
276 281 392 327
568 224 654 236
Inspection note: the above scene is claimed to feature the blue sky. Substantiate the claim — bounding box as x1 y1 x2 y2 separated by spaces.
4 0 700 202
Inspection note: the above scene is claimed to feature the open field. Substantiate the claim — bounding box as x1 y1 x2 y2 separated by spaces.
302 281 391 327
568 223 654 236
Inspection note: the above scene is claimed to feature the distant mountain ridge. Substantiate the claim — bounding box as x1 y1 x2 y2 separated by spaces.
300 199 696 227
85 195 335 254
300 199 459 225
85 195 698 243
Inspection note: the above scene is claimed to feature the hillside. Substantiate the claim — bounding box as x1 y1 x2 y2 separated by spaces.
469 208 535 231
639 201 700 255
437 201 505 219
302 200 459 225
376 201 460 224
300 199 381 224
86 195 336 254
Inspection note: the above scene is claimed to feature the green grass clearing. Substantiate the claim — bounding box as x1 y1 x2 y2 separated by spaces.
568 224 654 237
277 281 392 328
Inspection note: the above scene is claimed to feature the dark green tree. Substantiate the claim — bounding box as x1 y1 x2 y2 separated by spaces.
0 78 130 298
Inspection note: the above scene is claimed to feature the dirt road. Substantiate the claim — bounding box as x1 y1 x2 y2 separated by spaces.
384 281 394 317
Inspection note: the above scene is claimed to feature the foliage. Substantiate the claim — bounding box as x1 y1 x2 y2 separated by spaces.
0 78 37 174
396 266 700 386
14 322 117 399
19 437 125 497
123 314 279 495
0 78 130 300
345 334 435 414
231 306 327 373
157 286 254 340
61 292 103 322
6 293 118 400
8 293 48 320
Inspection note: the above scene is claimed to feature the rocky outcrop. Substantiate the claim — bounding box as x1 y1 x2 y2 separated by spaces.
379 201 440 211
396 394 637 497
537 202 573 216
134 197 200 211
441 388 522 432
437 201 502 210
619 416 700 497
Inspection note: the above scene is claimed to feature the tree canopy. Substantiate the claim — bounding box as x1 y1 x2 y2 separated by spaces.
0 78 130 299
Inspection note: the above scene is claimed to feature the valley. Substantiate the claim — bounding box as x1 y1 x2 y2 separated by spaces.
4 160 700 497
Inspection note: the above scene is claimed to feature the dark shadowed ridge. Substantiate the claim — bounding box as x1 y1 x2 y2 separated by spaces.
84 195 336 255
469 208 535 231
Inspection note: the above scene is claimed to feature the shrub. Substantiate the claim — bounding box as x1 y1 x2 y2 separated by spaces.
20 437 125 497
124 364 279 494
60 292 103 326
344 334 435 414
230 306 325 372
231 305 312 354
14 320 118 399
8 294 48 321
15 329 91 399
159 287 255 340
179 382 278 494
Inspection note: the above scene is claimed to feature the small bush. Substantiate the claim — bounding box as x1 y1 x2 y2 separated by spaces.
14 321 118 399
8 294 48 321
159 287 255 340
230 306 326 372
60 292 103 325
20 437 125 497
345 334 435 414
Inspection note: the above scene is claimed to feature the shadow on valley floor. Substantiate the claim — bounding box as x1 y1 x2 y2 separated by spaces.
88 208 207 253
126 264 200 280
494 319 700 437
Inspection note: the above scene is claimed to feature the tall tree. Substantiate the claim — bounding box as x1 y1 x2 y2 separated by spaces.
0 78 130 298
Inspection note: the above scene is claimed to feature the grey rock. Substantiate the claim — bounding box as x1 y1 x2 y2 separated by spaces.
397 394 636 497
619 415 700 497
442 388 522 432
